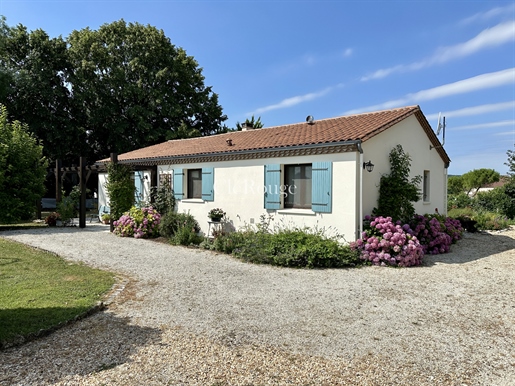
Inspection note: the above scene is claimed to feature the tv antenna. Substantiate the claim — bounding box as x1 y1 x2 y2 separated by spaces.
430 112 445 150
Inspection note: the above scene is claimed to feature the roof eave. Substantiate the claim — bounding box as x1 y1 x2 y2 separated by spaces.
95 139 363 166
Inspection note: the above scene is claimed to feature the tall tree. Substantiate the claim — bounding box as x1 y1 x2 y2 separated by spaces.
236 115 263 131
67 20 227 160
0 105 47 222
447 175 464 195
0 18 82 163
461 168 500 196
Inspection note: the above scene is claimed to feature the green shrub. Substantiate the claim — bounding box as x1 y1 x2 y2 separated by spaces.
172 225 203 246
147 180 175 216
473 186 515 219
473 212 512 231
372 145 421 223
448 208 513 231
211 227 361 268
105 162 135 221
159 211 200 238
56 196 76 225
0 105 47 223
159 211 202 245
447 192 472 211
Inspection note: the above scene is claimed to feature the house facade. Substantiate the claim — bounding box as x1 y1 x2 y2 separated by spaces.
97 105 450 242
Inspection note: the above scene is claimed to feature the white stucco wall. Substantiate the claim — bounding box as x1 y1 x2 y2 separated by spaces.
361 115 448 217
97 170 152 208
97 115 448 240
159 152 360 242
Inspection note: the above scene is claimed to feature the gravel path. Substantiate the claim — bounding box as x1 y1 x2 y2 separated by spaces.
1 225 515 385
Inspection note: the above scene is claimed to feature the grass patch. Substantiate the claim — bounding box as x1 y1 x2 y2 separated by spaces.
0 222 47 231
0 238 115 347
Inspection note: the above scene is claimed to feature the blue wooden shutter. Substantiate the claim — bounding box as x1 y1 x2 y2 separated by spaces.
312 162 332 213
173 169 184 200
202 167 214 201
264 164 281 209
134 171 144 205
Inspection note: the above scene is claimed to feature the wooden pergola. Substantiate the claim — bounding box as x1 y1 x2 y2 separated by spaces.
43 154 157 229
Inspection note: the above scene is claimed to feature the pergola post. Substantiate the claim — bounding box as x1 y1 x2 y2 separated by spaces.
55 159 62 204
109 153 118 232
79 157 87 228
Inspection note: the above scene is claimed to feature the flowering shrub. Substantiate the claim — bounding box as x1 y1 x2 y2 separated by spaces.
409 214 463 255
113 206 161 238
351 216 423 267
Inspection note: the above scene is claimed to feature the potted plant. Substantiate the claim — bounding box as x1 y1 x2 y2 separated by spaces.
101 213 111 225
208 208 225 222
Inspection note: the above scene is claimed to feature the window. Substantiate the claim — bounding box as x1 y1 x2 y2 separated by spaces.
187 169 202 199
423 170 430 202
173 167 214 202
264 162 332 213
284 164 312 209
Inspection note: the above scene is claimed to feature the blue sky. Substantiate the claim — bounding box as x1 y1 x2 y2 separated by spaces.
1 0 514 175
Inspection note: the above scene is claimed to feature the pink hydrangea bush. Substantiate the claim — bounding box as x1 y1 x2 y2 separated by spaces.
113 206 161 238
351 216 424 267
409 214 464 255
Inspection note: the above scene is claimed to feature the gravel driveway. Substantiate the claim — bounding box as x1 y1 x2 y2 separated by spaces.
1 225 515 385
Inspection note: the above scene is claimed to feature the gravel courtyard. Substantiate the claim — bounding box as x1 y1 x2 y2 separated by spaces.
1 225 514 385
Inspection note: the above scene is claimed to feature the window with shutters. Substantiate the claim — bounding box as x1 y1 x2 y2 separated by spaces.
187 169 202 199
284 164 312 209
264 161 332 213
173 167 214 202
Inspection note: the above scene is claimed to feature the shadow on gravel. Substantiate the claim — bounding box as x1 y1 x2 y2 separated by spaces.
424 231 515 266
0 311 162 385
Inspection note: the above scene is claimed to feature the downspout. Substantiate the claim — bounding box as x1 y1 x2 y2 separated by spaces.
444 163 449 216
356 141 364 241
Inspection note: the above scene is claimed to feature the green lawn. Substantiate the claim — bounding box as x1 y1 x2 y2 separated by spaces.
0 238 115 347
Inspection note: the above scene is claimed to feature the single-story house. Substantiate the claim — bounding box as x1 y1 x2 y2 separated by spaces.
97 105 450 242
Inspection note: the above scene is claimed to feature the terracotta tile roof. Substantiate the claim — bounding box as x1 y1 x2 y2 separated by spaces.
101 105 450 164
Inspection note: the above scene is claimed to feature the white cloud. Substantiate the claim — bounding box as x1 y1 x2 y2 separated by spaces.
460 4 515 25
494 130 515 136
361 21 515 81
250 86 336 115
453 120 515 131
426 101 515 120
346 68 515 114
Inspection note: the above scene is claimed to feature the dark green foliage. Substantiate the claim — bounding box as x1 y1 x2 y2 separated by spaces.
67 19 227 160
56 197 76 225
0 19 81 164
473 186 515 219
211 228 360 268
447 192 473 211
0 105 47 223
0 17 227 164
105 162 135 221
159 211 202 245
148 180 175 215
447 175 464 195
373 145 421 223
